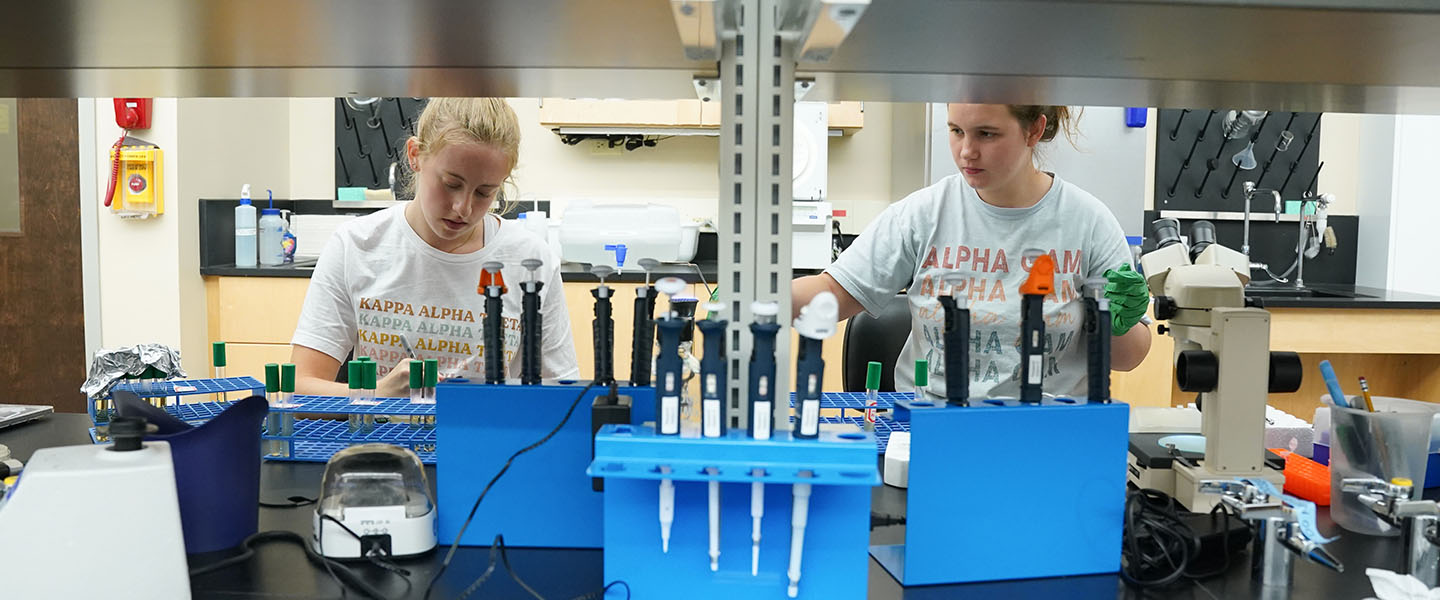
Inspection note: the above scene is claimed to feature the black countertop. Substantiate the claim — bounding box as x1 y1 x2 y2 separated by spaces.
0 412 1412 599
1244 283 1440 310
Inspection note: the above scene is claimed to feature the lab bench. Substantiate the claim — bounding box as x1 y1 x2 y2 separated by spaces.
0 411 1413 599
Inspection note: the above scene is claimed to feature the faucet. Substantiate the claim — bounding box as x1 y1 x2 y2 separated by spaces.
1197 479 1343 589
1342 477 1440 586
1292 193 1332 290
1241 181 1283 259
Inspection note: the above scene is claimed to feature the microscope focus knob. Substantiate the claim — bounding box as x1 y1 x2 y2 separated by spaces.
1156 324 1170 336
1154 296 1178 321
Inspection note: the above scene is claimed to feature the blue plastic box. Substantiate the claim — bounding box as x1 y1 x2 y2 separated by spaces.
435 379 654 548
872 398 1129 585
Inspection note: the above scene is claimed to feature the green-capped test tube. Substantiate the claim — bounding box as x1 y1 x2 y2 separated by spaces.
362 360 378 433
279 363 296 436
865 361 882 432
347 361 363 432
408 359 424 426
262 363 284 456
423 358 439 430
914 359 929 402
212 342 228 402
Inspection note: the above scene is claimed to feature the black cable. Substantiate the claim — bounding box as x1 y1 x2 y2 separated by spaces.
1182 501 1248 580
188 530 388 599
1120 488 1196 588
459 534 546 600
259 494 317 508
422 382 598 600
571 581 631 600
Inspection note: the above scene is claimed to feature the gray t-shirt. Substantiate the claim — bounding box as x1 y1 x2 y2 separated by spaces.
826 173 1131 399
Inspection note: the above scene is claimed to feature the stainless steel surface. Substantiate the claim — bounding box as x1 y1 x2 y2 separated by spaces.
1253 517 1296 588
1343 477 1440 584
1160 210 1304 224
9 0 1440 113
1410 517 1440 586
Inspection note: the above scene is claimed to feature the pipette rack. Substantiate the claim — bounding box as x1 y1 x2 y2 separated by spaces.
870 396 1129 586
591 423 878 599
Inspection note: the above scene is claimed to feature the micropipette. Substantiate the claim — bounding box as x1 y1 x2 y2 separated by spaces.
653 276 688 555
696 302 728 571
590 266 617 385
793 292 838 439
399 333 417 360
937 272 971 406
519 259 545 385
787 471 813 598
1018 250 1055 403
748 301 781 575
630 258 660 386
1082 277 1112 403
480 261 506 384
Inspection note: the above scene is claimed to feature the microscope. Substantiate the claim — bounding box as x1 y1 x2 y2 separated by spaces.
1138 218 1303 512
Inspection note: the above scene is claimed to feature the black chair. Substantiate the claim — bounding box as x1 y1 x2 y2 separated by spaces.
840 294 911 392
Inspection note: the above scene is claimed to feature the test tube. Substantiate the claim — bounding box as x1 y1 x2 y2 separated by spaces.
212 342 228 402
914 359 928 403
363 361 377 434
408 359 423 426
279 363 296 436
347 361 363 433
423 358 438 429
263 363 285 456
865 361 881 432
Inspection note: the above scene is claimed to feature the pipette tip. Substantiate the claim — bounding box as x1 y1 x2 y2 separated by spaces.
752 546 759 576
711 559 718 572
788 583 799 598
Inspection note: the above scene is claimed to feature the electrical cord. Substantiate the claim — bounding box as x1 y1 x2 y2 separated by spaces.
1120 488 1250 589
259 494 317 508
188 530 389 600
315 512 414 598
422 382 597 600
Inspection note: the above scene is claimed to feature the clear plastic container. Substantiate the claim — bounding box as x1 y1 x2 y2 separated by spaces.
1329 405 1435 536
235 188 257 268
317 444 433 520
258 208 287 266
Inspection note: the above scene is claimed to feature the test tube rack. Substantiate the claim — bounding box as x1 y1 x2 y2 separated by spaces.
261 395 440 464
869 396 1130 586
435 378 657 549
88 376 265 425
591 423 878 600
787 391 911 453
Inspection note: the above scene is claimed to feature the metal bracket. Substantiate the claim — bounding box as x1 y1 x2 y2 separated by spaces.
692 76 816 103
671 0 740 61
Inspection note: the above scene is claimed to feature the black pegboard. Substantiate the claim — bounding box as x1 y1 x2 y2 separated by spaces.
334 97 425 192
1154 109 1323 211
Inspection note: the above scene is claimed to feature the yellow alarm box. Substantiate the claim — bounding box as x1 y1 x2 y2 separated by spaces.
109 145 164 218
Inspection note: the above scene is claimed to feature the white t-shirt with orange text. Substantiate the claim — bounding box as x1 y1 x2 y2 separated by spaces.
292 205 580 382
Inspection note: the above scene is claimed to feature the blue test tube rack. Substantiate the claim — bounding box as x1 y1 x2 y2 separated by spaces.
870 396 1129 586
591 424 878 600
90 376 264 425
262 394 440 464
789 391 911 453
435 379 656 549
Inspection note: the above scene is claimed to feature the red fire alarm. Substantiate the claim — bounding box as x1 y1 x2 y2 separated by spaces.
113 98 152 130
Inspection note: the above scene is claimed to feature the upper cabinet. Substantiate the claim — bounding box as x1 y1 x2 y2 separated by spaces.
538 99 863 134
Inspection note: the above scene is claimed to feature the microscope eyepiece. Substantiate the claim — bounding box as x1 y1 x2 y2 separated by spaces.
1152 218 1183 250
1189 220 1216 262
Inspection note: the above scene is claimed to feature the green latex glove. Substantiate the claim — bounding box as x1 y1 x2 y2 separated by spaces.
1104 264 1149 336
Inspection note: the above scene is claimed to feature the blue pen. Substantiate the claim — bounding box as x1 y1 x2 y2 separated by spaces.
1319 360 1350 409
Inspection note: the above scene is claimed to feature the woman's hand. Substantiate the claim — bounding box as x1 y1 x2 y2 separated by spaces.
1104 264 1149 336
378 360 413 398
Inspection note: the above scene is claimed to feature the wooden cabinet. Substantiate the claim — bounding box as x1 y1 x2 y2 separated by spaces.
204 276 312 381
1111 307 1440 418
540 99 863 133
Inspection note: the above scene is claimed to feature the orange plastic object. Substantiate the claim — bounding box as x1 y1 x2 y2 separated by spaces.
1020 253 1055 296
477 269 507 295
1270 448 1331 506
477 269 492 295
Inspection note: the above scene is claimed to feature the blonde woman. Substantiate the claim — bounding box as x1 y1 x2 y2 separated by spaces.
292 98 579 396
